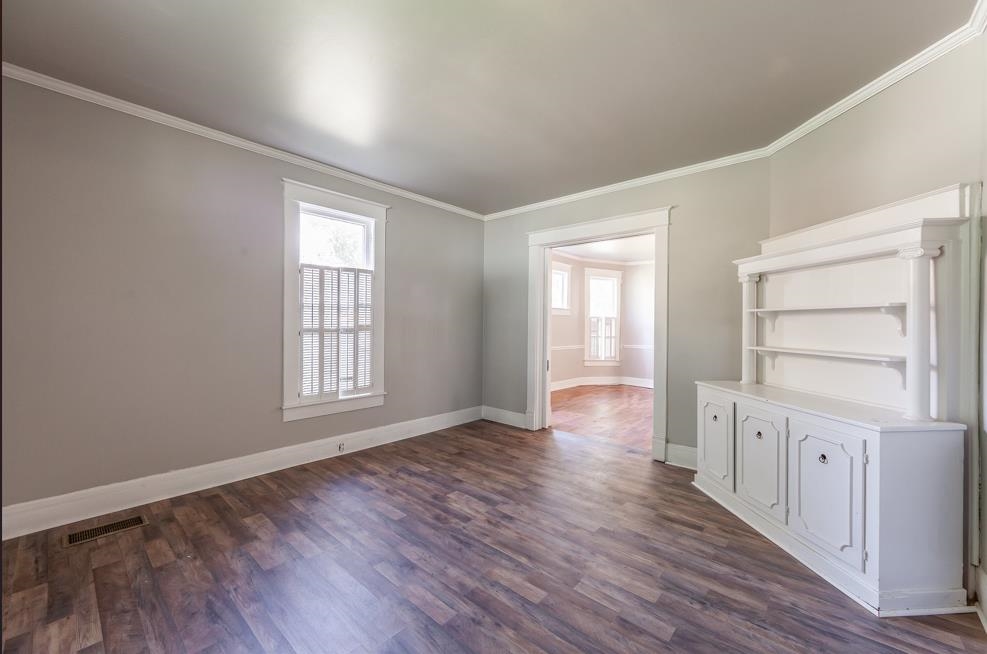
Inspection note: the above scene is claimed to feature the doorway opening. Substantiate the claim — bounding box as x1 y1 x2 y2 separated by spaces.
525 207 669 461
547 236 655 450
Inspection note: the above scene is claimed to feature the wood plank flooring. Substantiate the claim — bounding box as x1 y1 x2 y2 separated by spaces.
550 385 653 450
3 420 984 653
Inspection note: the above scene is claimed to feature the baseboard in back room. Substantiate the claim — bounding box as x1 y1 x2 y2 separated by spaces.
550 376 654 391
1 406 483 540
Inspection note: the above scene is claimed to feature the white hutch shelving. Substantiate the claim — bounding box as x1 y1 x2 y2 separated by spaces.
695 184 981 617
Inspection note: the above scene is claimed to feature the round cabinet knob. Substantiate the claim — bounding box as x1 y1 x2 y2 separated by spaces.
754 431 763 439
818 454 828 464
712 415 718 422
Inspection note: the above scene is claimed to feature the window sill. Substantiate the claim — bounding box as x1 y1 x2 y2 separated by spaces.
584 359 621 367
282 392 385 422
552 307 571 316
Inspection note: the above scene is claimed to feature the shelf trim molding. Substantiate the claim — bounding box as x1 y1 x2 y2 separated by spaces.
748 346 906 364
749 302 906 314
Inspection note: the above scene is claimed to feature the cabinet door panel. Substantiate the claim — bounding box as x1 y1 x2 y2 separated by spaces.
697 392 734 492
787 420 866 571
737 404 787 523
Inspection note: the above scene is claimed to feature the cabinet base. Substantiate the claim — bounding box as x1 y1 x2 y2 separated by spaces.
693 477 969 617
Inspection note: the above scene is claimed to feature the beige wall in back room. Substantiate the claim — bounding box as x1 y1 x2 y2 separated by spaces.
1 78 485 505
621 262 656 380
549 252 654 384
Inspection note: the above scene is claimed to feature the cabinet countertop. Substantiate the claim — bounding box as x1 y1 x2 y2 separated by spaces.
696 381 966 433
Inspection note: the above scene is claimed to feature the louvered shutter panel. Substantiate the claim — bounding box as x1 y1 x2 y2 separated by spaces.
300 266 321 397
299 265 374 399
603 317 616 359
322 268 339 395
355 270 373 390
338 269 356 392
589 317 600 359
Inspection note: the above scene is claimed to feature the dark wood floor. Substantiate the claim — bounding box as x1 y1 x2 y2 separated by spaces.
550 385 653 450
3 420 984 653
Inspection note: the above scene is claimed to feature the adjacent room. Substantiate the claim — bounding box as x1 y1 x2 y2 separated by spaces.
3 1 987 652
548 236 656 451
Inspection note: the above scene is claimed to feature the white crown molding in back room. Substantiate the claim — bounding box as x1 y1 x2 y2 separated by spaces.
2 0 984 224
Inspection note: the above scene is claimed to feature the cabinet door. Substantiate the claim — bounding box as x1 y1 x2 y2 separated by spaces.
787 420 866 571
697 391 734 492
737 403 787 524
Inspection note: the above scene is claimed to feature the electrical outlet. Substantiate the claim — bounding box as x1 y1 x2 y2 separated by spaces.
337 442 346 453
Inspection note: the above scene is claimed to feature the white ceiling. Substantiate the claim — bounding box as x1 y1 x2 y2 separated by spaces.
1 1 978 215
556 235 655 263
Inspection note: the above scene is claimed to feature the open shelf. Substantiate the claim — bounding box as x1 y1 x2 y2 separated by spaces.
747 346 905 364
747 302 905 314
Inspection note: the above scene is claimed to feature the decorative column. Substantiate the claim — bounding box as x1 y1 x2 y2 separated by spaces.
897 246 940 420
740 274 760 384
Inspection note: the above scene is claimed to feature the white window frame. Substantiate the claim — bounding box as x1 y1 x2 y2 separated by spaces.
551 261 571 315
584 267 622 366
283 179 387 421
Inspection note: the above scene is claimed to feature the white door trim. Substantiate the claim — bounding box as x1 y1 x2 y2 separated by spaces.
526 207 670 461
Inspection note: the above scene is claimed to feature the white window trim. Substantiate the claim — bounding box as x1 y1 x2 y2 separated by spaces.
282 179 387 421
584 267 622 363
551 261 572 315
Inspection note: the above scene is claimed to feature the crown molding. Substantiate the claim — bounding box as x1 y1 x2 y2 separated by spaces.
552 250 655 267
4 0 984 225
484 147 769 221
482 0 986 222
0 62 485 222
762 0 987 155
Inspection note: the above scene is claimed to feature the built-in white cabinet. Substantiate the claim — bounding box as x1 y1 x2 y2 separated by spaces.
693 185 979 617
787 419 865 571
697 395 734 492
736 403 786 524
695 382 965 617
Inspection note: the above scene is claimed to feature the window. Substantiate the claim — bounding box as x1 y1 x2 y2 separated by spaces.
551 262 571 314
585 268 621 364
283 180 386 421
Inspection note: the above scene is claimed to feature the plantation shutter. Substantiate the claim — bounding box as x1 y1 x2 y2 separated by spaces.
588 316 617 360
300 264 374 399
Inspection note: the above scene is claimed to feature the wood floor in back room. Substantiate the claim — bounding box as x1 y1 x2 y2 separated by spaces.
550 384 653 450
3 419 985 653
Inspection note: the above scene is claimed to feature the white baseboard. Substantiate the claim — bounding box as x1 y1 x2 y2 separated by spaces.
977 567 987 634
481 405 528 429
2 406 482 540
664 444 697 470
550 376 654 391
651 437 667 462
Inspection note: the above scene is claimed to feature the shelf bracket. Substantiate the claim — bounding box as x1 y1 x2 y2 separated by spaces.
759 350 779 371
879 360 907 388
878 305 906 337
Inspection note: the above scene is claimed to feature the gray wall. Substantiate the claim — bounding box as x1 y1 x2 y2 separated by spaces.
769 32 986 236
2 78 484 505
482 160 771 445
981 28 987 614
